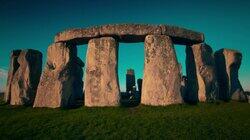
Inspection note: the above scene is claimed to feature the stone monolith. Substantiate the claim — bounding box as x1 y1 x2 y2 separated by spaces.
33 43 84 108
126 69 136 93
84 37 120 107
137 78 143 94
186 43 218 102
215 49 247 101
141 35 183 106
10 49 42 106
4 50 21 103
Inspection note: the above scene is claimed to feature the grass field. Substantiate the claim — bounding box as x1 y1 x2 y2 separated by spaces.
0 97 249 140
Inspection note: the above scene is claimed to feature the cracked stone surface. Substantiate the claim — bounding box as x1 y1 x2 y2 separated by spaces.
5 50 21 103
55 24 204 45
9 49 42 106
186 43 218 103
84 37 120 107
141 35 183 106
33 43 84 108
215 49 247 102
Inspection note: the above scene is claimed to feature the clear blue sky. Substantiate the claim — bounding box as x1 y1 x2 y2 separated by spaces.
0 0 250 92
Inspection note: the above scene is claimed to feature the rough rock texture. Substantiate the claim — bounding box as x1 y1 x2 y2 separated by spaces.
10 49 42 106
4 50 21 103
141 35 183 106
84 37 120 107
215 49 246 101
186 44 218 102
55 24 204 45
33 43 84 108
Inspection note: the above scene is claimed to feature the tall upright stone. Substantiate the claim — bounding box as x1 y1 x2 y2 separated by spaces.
4 50 21 103
215 49 246 101
10 49 42 106
180 76 188 102
137 78 143 93
126 69 136 93
84 37 120 107
186 43 218 102
141 35 183 106
33 42 84 108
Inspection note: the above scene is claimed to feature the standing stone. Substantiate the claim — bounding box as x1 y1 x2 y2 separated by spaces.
84 37 120 107
141 35 183 106
215 49 246 101
33 43 84 108
126 69 136 93
10 49 42 106
4 50 21 103
181 76 188 102
246 92 250 103
137 78 143 94
186 43 218 102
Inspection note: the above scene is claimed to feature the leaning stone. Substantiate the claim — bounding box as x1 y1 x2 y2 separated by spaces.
10 49 42 106
141 35 183 106
186 43 218 102
33 43 84 108
215 49 247 101
84 37 120 107
4 50 21 103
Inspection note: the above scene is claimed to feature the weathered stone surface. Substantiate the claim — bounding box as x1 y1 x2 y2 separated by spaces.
186 44 218 102
10 49 42 106
55 24 204 45
4 50 21 103
84 37 120 107
33 43 84 108
215 49 247 101
141 35 183 106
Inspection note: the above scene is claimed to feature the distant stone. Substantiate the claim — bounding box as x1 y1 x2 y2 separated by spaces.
0 92 4 99
137 79 143 93
126 69 136 93
84 37 120 107
54 24 204 45
5 50 21 103
10 49 42 106
215 49 247 101
186 43 218 102
181 76 188 102
33 43 84 108
246 92 250 103
141 35 183 106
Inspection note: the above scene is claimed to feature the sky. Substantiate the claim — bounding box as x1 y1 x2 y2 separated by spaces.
0 0 250 92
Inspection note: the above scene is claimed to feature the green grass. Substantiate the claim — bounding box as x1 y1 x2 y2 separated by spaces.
0 99 249 140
